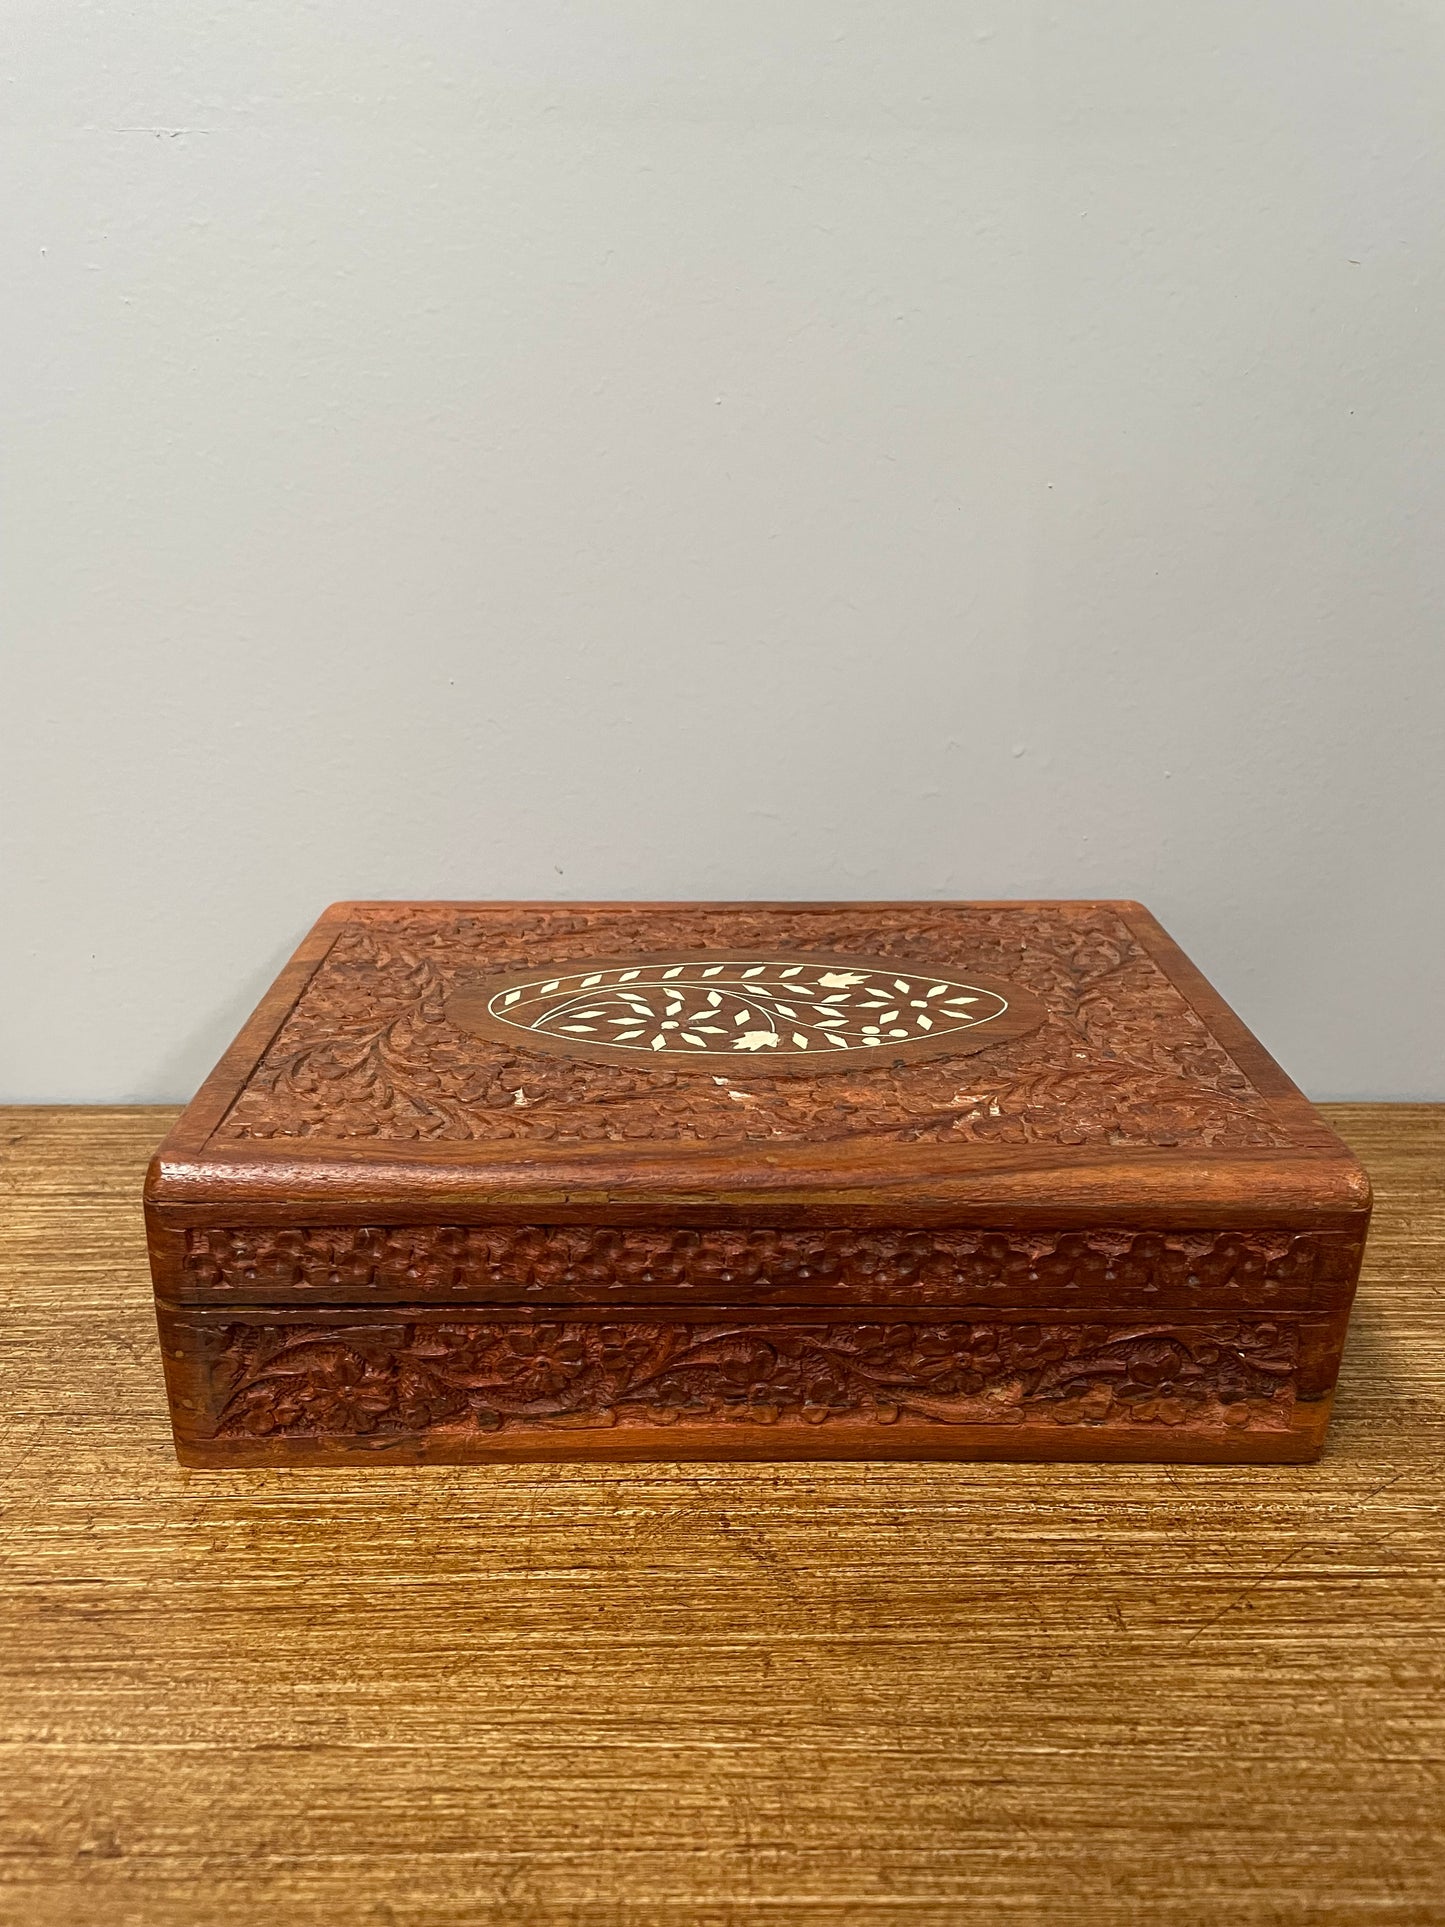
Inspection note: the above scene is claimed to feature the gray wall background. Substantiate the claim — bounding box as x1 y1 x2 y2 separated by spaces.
3 2 1443 1103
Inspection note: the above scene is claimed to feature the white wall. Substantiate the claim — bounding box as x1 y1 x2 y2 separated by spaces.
3 2 1442 1103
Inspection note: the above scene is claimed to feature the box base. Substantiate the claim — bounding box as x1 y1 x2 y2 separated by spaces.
174 1400 1332 1468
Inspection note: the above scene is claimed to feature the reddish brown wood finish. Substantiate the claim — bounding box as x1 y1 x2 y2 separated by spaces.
145 901 1370 1465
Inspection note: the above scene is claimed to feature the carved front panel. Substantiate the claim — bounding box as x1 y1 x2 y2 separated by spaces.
177 1223 1363 1311
167 1312 1303 1443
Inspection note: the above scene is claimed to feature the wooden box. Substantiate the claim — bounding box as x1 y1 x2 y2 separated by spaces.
145 901 1370 1466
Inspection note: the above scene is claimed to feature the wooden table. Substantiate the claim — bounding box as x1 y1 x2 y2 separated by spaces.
2 1105 1442 1927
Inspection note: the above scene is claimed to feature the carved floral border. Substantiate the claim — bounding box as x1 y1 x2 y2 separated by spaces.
193 1316 1300 1439
179 1224 1362 1311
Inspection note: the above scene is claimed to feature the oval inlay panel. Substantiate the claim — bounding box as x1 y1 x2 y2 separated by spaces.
446 953 1046 1076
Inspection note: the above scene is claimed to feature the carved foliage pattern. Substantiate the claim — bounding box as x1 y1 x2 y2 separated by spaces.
201 1316 1299 1439
180 1224 1360 1311
214 905 1288 1148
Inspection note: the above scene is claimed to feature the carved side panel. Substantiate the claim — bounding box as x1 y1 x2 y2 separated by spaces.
160 1307 1308 1444
176 1223 1364 1312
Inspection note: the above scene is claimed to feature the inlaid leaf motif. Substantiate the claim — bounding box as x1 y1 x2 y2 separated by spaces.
464 957 1014 1065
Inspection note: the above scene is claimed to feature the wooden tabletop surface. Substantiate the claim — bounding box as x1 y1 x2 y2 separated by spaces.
2 1104 1442 1927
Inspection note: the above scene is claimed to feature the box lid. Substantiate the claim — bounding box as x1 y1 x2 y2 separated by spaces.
146 901 1368 1230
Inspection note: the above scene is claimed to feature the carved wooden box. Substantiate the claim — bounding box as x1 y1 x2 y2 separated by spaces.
145 901 1370 1466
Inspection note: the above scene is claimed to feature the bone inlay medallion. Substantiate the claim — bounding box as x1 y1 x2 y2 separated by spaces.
445 953 1048 1076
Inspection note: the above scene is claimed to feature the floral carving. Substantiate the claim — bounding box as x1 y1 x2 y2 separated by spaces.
194 1316 1300 1439
212 905 1290 1149
179 1224 1362 1312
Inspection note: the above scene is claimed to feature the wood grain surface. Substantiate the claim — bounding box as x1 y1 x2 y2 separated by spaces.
2 1105 1442 1926
149 901 1368 1225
